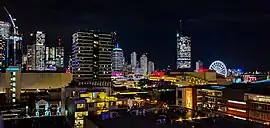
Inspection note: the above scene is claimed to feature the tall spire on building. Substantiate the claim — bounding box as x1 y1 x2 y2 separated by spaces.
179 20 183 35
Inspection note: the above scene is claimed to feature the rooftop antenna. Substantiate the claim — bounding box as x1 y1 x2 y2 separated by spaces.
179 20 183 35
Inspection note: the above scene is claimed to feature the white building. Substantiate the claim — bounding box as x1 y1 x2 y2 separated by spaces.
195 60 203 72
147 61 155 74
140 54 148 75
112 44 124 71
33 31 46 71
130 52 137 73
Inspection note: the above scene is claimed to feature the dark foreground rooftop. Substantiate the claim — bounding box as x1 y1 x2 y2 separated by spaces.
89 115 265 128
3 116 72 128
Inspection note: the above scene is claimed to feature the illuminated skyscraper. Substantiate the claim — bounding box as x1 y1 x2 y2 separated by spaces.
26 45 34 70
140 54 148 75
112 44 124 71
177 20 191 69
147 61 155 74
27 31 46 71
0 21 10 39
0 37 6 68
55 38 64 68
68 55 72 71
1 20 23 67
0 22 10 68
72 30 113 86
34 31 46 70
45 46 56 70
130 52 137 72
6 35 23 67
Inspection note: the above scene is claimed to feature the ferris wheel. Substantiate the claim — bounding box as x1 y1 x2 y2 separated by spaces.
209 60 228 77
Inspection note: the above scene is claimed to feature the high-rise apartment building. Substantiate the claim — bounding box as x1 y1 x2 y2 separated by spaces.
130 52 137 73
177 20 191 69
0 22 10 68
147 61 155 74
31 31 46 71
140 54 148 75
26 45 33 70
0 21 10 39
0 37 5 68
55 38 64 68
0 21 24 68
112 44 124 71
45 46 56 70
68 55 72 68
0 21 23 67
72 30 113 86
0 22 10 67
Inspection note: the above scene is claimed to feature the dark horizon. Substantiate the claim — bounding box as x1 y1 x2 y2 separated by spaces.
1 0 270 71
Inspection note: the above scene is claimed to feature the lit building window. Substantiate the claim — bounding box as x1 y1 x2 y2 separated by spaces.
12 87 16 92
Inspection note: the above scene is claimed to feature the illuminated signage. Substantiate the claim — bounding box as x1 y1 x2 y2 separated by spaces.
198 68 209 72
6 67 20 71
248 77 257 82
153 71 165 76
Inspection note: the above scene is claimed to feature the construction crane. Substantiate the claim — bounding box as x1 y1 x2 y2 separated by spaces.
4 7 18 35
3 6 21 66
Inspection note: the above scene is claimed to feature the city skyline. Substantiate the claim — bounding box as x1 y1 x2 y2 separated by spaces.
1 1 270 71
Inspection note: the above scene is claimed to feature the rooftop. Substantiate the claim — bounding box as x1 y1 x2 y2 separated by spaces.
182 83 270 96
89 114 264 128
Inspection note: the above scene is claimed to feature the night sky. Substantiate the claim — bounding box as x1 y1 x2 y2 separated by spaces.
1 0 270 71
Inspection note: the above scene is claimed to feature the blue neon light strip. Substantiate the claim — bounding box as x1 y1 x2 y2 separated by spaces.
253 79 270 84
6 67 20 71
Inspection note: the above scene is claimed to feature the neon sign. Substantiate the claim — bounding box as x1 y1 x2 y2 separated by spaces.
6 67 20 71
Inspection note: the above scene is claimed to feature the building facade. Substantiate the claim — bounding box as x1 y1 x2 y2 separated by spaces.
0 37 5 68
45 47 56 70
176 21 191 69
27 31 46 71
112 44 124 72
0 21 10 68
72 30 113 86
140 54 148 75
147 61 154 75
55 39 64 68
130 52 137 73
